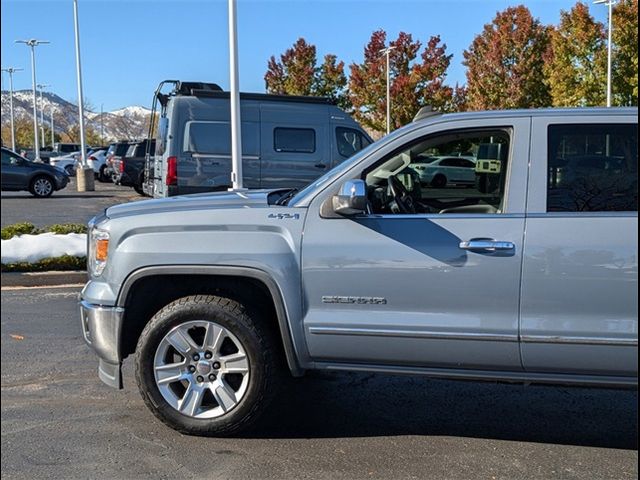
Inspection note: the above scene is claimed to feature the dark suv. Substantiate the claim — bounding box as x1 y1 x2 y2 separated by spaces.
1 147 69 197
113 139 155 195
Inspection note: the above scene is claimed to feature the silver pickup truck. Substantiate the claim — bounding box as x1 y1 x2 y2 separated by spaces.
80 107 638 436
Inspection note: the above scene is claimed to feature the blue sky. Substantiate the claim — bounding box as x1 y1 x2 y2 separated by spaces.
1 0 609 112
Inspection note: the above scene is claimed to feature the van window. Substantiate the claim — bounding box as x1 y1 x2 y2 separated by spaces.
336 127 371 158
183 121 259 155
274 128 315 154
547 124 638 212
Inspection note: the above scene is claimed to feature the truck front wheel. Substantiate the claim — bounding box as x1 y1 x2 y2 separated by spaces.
135 295 279 436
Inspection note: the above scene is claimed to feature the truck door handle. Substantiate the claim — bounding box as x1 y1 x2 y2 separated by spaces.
315 163 327 169
459 239 516 252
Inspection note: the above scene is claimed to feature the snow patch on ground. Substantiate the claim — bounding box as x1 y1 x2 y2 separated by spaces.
1 233 87 264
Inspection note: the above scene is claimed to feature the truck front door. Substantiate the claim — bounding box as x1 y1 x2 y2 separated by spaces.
301 118 531 372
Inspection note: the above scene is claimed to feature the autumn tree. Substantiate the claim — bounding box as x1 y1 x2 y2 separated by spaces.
545 2 607 107
265 38 349 108
349 30 456 133
613 0 638 105
463 5 552 110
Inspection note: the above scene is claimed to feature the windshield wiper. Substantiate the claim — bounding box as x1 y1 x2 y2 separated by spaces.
275 188 299 206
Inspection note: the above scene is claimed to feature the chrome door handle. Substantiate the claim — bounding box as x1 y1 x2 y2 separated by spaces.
459 240 516 252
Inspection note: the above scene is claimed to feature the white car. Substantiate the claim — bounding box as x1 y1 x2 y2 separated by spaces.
409 156 477 188
49 153 80 176
86 150 109 181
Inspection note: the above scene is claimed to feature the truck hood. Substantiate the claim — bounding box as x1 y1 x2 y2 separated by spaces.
105 189 278 220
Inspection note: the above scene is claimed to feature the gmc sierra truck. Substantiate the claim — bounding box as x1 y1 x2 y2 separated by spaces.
80 107 638 436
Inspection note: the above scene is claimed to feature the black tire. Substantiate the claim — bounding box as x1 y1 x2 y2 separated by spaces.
29 175 55 198
431 174 447 189
133 184 145 196
64 164 76 177
135 295 280 437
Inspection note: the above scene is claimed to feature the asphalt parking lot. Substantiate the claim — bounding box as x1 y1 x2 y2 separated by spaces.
0 179 142 228
1 286 637 480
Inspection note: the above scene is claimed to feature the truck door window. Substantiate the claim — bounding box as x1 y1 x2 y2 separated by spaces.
336 127 371 158
547 124 638 212
364 129 511 215
274 128 316 154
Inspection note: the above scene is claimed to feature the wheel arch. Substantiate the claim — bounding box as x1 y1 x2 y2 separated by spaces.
117 266 304 377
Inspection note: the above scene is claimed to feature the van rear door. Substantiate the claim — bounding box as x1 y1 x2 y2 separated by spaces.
179 120 260 192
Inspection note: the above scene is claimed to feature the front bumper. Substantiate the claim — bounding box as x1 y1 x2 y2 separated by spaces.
79 299 125 389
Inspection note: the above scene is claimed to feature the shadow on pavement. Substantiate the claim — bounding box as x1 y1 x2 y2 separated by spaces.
242 371 638 450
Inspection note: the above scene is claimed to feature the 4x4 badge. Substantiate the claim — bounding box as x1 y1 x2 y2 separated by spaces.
268 213 300 220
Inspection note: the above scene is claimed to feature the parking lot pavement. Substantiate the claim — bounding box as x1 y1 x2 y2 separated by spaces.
1 287 637 480
0 179 143 228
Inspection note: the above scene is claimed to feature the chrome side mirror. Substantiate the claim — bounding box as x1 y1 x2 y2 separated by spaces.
332 179 367 216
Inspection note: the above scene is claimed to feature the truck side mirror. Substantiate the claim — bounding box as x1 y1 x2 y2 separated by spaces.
332 179 367 216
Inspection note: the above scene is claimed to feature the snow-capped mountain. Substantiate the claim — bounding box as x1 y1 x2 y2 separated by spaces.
0 89 153 143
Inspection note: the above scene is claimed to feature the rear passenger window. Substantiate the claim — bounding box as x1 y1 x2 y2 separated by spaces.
336 127 371 158
274 128 315 154
547 124 638 212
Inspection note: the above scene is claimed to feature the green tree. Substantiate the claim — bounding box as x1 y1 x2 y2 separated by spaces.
349 30 456 133
265 38 349 107
613 0 638 105
463 5 552 110
545 2 607 107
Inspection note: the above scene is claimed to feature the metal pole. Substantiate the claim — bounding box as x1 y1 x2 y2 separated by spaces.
29 46 41 161
73 0 87 168
9 71 15 151
606 1 613 107
50 103 55 148
386 49 391 134
1 68 23 152
228 0 244 190
37 84 50 145
100 103 104 145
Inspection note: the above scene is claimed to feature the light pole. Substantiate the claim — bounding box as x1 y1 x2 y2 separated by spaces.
228 0 244 190
1 67 23 152
15 39 49 161
379 46 396 135
72 0 94 191
594 0 616 107
100 103 104 145
37 83 50 146
50 102 55 148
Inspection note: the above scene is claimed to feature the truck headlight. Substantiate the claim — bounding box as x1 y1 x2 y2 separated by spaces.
89 229 110 276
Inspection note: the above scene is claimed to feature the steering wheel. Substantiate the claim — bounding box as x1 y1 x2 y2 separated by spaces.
388 175 416 214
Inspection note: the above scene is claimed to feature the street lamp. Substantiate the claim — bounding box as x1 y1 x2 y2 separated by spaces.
37 83 50 146
594 0 617 107
1 67 23 152
379 46 396 135
72 0 94 191
15 39 49 161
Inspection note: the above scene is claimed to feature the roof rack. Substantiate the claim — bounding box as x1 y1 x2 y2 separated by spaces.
175 81 223 96
185 90 335 105
414 106 443 123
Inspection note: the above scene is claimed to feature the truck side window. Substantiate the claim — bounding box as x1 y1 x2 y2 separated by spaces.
364 129 511 215
547 124 638 212
336 127 371 158
274 128 315 154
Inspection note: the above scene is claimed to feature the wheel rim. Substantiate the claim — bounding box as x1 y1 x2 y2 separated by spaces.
153 320 250 419
33 178 53 196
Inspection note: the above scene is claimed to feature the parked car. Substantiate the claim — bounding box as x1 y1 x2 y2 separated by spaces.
145 80 372 197
113 139 155 195
409 156 477 187
49 153 80 176
1 147 69 197
104 141 134 182
86 149 109 182
80 107 638 437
